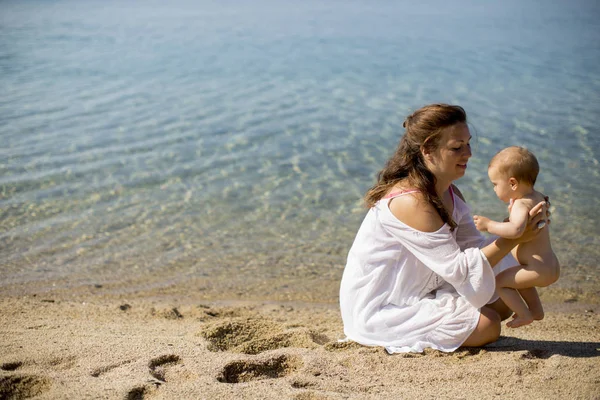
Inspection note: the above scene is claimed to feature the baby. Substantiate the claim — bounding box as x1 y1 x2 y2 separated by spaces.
474 146 559 328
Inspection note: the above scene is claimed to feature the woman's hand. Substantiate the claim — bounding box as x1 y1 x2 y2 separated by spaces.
483 197 551 266
514 199 550 243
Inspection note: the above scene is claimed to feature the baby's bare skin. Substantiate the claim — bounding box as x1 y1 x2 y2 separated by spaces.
475 192 559 328
500 192 558 327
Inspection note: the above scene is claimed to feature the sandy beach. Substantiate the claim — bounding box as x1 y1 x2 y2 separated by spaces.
1 282 598 400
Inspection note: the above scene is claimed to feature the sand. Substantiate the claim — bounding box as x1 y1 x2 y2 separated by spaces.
1 283 599 399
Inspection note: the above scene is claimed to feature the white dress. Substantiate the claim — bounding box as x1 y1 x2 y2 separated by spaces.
339 189 518 353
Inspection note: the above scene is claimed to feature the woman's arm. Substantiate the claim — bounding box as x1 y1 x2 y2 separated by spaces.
387 193 496 307
388 190 547 270
385 192 546 307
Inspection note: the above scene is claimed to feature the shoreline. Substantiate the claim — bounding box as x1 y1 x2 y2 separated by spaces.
1 282 599 399
1 271 598 304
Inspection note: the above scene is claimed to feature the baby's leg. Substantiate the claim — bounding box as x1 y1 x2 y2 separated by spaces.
497 286 532 328
496 262 549 290
519 287 544 321
496 266 540 328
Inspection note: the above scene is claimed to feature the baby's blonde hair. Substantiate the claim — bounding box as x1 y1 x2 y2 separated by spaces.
489 146 539 186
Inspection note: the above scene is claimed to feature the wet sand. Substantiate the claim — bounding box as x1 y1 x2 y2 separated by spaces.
0 282 599 400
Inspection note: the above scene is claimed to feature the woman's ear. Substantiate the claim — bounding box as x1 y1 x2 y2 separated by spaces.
509 177 518 190
420 145 432 159
420 148 433 167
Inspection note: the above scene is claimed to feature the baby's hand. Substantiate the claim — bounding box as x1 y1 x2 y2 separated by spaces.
473 215 490 232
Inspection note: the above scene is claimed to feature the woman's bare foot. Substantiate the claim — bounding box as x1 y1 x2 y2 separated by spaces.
506 315 533 328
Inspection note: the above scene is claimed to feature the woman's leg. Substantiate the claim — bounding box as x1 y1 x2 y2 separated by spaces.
487 298 513 321
461 306 501 347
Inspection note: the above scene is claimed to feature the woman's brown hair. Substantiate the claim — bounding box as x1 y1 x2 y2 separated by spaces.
364 104 467 231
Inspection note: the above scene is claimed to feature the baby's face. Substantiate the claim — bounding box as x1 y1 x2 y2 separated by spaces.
488 166 513 203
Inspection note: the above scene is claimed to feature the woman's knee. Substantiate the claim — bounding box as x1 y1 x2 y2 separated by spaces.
480 307 501 341
487 298 513 321
462 307 501 347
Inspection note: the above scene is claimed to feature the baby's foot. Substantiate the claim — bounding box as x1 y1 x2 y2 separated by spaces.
506 315 533 328
531 310 544 321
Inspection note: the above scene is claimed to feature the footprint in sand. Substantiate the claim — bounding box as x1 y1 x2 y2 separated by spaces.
125 385 147 400
200 315 329 355
200 308 332 387
0 361 23 371
124 355 182 400
217 354 302 383
90 359 135 377
148 354 181 382
0 374 52 399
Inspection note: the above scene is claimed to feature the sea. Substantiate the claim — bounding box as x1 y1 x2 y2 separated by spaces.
1 0 599 299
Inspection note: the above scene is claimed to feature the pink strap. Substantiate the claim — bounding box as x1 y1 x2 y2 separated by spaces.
383 189 419 199
384 187 456 204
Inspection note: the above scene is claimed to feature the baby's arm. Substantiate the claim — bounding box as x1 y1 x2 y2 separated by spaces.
473 200 530 239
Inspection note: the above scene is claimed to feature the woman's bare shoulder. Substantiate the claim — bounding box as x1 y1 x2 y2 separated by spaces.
388 193 444 232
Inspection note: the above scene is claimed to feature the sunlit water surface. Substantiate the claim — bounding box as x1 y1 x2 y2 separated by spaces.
1 0 599 298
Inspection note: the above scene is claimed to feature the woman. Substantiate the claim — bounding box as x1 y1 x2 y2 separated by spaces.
339 104 547 353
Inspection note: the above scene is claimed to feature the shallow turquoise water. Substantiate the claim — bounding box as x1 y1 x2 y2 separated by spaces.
1 0 599 293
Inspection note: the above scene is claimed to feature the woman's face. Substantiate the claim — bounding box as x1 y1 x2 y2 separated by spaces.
424 123 472 183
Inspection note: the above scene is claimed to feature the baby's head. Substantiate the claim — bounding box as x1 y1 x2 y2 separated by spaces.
488 146 539 202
